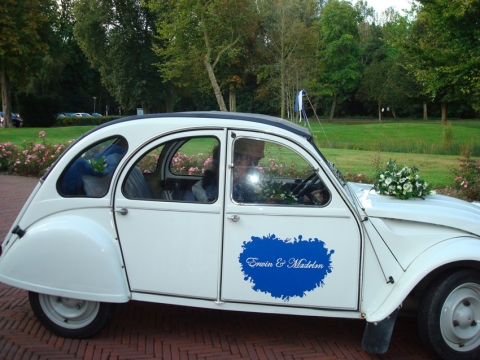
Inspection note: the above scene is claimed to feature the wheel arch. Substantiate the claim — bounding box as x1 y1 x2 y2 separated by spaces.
366 237 480 323
0 214 130 303
412 260 480 301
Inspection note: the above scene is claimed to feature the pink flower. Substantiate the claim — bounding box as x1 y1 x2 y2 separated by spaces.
38 131 46 138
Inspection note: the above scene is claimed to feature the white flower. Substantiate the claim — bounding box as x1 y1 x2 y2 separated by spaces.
403 183 413 192
429 190 436 195
385 177 392 185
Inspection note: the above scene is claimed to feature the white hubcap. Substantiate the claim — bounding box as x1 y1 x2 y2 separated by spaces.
440 283 480 351
39 294 100 329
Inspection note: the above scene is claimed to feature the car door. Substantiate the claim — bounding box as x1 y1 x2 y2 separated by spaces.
114 130 225 300
221 131 362 310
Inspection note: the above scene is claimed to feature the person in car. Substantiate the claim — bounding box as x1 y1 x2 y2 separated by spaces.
232 138 265 203
192 145 220 202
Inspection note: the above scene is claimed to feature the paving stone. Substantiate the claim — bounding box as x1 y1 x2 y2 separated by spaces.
0 175 434 359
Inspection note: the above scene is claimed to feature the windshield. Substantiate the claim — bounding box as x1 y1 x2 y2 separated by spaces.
309 140 347 187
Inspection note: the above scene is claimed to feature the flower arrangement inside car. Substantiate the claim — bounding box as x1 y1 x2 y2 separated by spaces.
372 160 434 200
256 177 298 204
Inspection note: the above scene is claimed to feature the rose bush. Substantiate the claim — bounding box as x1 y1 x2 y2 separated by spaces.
447 155 480 201
0 132 69 176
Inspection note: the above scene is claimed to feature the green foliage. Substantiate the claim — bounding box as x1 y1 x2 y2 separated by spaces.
88 156 107 174
442 123 453 148
0 131 67 176
402 0 480 118
152 0 260 111
311 0 364 119
448 155 480 201
74 0 165 112
55 116 122 127
17 93 61 127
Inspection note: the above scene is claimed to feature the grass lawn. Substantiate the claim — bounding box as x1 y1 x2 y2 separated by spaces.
0 126 96 145
322 148 460 189
1 121 477 189
310 120 480 156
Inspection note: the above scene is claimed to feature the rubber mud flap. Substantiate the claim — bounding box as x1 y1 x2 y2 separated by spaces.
362 306 401 354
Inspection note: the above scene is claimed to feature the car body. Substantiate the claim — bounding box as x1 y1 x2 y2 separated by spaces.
91 112 102 117
0 112 479 359
63 112 78 117
0 112 23 127
76 113 92 117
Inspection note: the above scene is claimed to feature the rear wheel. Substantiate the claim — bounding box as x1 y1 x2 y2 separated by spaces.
418 270 480 360
28 291 115 338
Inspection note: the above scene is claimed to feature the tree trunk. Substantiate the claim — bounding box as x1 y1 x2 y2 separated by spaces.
441 102 447 125
328 93 337 121
280 66 285 119
1 66 12 128
165 89 173 113
423 102 428 120
205 60 227 112
392 108 396 119
378 100 382 123
229 88 236 112
141 100 148 114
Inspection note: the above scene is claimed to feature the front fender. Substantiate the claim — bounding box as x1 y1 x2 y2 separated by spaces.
366 236 480 322
0 214 130 303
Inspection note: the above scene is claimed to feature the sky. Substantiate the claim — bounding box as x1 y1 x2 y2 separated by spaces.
356 0 413 15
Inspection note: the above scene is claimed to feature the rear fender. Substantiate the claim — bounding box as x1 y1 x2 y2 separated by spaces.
0 214 130 303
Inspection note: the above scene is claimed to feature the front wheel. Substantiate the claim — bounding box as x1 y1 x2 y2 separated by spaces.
418 270 480 360
28 291 115 338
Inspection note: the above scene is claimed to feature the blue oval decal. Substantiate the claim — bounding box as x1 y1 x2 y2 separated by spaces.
239 234 334 301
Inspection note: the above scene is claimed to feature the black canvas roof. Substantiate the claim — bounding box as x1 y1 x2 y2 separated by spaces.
120 111 312 140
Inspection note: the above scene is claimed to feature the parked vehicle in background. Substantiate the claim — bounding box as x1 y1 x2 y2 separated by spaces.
1 112 479 360
63 113 77 117
91 113 102 116
0 112 23 127
76 113 92 117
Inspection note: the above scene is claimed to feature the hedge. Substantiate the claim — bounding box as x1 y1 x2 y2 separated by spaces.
55 116 123 127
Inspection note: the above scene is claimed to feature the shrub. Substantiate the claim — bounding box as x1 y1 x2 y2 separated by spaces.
0 131 68 176
17 94 62 127
55 116 123 127
448 155 480 201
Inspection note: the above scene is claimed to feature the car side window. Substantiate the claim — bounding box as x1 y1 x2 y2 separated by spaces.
57 137 128 197
123 137 220 202
232 138 330 206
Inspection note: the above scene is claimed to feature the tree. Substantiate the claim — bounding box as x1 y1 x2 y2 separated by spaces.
359 10 419 122
153 0 259 112
255 0 318 119
74 0 165 113
312 0 364 120
0 0 52 127
403 0 480 124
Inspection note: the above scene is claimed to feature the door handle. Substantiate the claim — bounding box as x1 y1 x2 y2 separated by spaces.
227 214 240 222
115 208 128 215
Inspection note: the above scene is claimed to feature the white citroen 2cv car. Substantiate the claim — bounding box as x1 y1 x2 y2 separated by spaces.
1 112 479 359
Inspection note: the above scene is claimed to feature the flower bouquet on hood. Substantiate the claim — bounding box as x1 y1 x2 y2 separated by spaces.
372 160 435 200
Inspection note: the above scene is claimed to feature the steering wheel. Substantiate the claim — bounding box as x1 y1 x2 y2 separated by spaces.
292 173 321 204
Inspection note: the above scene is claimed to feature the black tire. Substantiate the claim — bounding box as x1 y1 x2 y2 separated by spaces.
418 269 480 360
28 291 116 338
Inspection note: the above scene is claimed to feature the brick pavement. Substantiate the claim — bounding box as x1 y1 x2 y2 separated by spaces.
0 174 434 359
